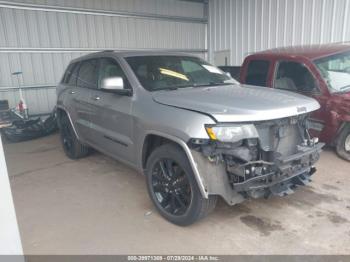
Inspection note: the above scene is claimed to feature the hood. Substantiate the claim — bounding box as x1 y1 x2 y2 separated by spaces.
152 84 320 122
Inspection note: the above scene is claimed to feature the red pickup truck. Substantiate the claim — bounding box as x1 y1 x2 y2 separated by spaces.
239 43 350 161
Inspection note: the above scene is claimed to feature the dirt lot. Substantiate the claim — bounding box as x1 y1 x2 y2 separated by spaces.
4 134 350 254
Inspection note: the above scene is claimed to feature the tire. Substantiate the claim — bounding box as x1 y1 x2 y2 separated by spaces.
145 143 217 226
336 125 350 161
59 114 89 159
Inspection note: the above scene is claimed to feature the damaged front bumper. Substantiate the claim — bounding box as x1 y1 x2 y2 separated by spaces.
189 138 324 206
233 166 315 198
230 142 323 199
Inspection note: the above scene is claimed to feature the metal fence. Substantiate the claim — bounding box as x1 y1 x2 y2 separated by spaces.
0 0 208 115
208 0 350 65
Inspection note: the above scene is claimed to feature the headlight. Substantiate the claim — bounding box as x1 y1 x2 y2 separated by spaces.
205 124 259 142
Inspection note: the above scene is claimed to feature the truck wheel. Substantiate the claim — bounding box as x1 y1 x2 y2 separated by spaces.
145 144 217 226
336 125 350 161
59 114 89 159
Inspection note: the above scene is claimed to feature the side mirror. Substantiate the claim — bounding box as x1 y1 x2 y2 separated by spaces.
101 77 132 96
102 76 124 90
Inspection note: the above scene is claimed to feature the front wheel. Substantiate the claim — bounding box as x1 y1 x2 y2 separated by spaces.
145 144 217 226
336 125 350 161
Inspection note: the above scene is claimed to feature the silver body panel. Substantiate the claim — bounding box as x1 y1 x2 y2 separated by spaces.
57 51 321 201
152 84 320 122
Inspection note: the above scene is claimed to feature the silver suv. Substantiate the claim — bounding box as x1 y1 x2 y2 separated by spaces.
57 51 323 226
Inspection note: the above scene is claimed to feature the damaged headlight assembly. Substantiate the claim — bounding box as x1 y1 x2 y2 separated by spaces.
205 124 259 143
190 124 261 164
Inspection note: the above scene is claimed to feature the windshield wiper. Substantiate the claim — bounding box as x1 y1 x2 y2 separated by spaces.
155 85 193 91
155 86 179 91
154 82 232 91
193 81 232 87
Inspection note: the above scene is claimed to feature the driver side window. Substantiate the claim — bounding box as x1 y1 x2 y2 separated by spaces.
274 61 319 94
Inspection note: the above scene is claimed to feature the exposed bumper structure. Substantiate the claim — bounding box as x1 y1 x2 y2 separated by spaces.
235 166 315 198
189 116 324 206
232 143 323 198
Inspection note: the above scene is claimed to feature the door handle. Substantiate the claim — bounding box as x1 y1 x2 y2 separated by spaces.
91 96 100 101
69 91 76 94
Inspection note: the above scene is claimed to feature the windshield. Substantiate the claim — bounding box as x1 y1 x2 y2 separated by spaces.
126 55 237 91
315 51 350 93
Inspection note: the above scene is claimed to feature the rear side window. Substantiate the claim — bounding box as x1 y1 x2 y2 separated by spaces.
245 60 270 86
77 59 99 89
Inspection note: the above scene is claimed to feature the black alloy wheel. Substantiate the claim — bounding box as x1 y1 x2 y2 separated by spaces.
151 158 192 216
61 122 74 154
145 144 217 226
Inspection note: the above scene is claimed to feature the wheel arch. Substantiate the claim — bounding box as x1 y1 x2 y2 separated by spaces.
334 121 350 143
56 106 80 139
141 131 208 198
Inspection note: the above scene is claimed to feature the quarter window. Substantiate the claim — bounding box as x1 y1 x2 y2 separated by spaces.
245 60 270 86
77 59 99 89
62 62 79 85
62 63 73 84
68 64 80 86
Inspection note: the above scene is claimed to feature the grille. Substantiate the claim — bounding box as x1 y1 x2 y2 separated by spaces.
256 118 303 157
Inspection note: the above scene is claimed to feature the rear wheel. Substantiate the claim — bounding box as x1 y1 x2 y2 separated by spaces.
59 114 89 159
336 125 350 161
145 144 217 226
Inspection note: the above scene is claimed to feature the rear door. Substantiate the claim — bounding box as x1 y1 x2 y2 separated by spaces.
59 62 80 120
88 57 135 163
73 59 99 141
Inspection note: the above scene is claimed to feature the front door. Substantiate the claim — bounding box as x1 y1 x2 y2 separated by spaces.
88 57 134 164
